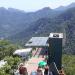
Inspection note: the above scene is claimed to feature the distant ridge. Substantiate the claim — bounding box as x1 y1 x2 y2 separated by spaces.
55 2 75 11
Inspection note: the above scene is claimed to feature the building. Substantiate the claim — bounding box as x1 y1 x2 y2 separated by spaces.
25 33 63 70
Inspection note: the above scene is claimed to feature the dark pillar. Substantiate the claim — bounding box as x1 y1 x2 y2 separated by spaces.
48 33 63 70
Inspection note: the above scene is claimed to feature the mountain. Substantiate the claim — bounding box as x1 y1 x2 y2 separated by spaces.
55 2 75 11
0 3 75 54
8 7 75 54
0 7 62 39
0 3 75 39
68 2 75 8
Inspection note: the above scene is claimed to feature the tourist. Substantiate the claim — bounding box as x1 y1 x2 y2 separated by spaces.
44 65 49 75
48 66 53 75
37 66 43 75
19 63 28 75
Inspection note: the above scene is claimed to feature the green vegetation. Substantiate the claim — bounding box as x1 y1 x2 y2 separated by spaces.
0 40 22 75
0 56 21 75
0 40 22 60
62 54 75 75
0 40 75 75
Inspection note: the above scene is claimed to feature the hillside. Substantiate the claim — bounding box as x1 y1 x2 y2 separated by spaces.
8 7 75 54
0 3 75 54
62 54 75 75
0 7 62 38
55 2 75 11
1 3 75 38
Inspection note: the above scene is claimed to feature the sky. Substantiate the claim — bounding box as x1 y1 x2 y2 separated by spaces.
0 0 75 12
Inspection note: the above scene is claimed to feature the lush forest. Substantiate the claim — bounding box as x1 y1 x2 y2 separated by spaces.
62 54 75 75
0 40 22 75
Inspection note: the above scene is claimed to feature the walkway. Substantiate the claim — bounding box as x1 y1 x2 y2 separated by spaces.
24 48 45 75
25 57 44 75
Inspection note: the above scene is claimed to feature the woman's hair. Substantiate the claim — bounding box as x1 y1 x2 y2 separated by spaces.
38 66 41 68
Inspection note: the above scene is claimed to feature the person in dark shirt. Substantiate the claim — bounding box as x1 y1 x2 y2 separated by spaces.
44 65 49 75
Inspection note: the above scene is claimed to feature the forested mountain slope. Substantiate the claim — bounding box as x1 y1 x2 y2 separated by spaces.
8 7 75 54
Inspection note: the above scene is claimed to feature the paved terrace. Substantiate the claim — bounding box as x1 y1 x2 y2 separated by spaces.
24 48 47 75
25 56 45 75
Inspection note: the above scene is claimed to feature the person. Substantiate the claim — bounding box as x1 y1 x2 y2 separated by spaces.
44 65 49 75
37 70 43 75
48 71 53 75
37 66 43 75
19 63 28 75
48 66 53 75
